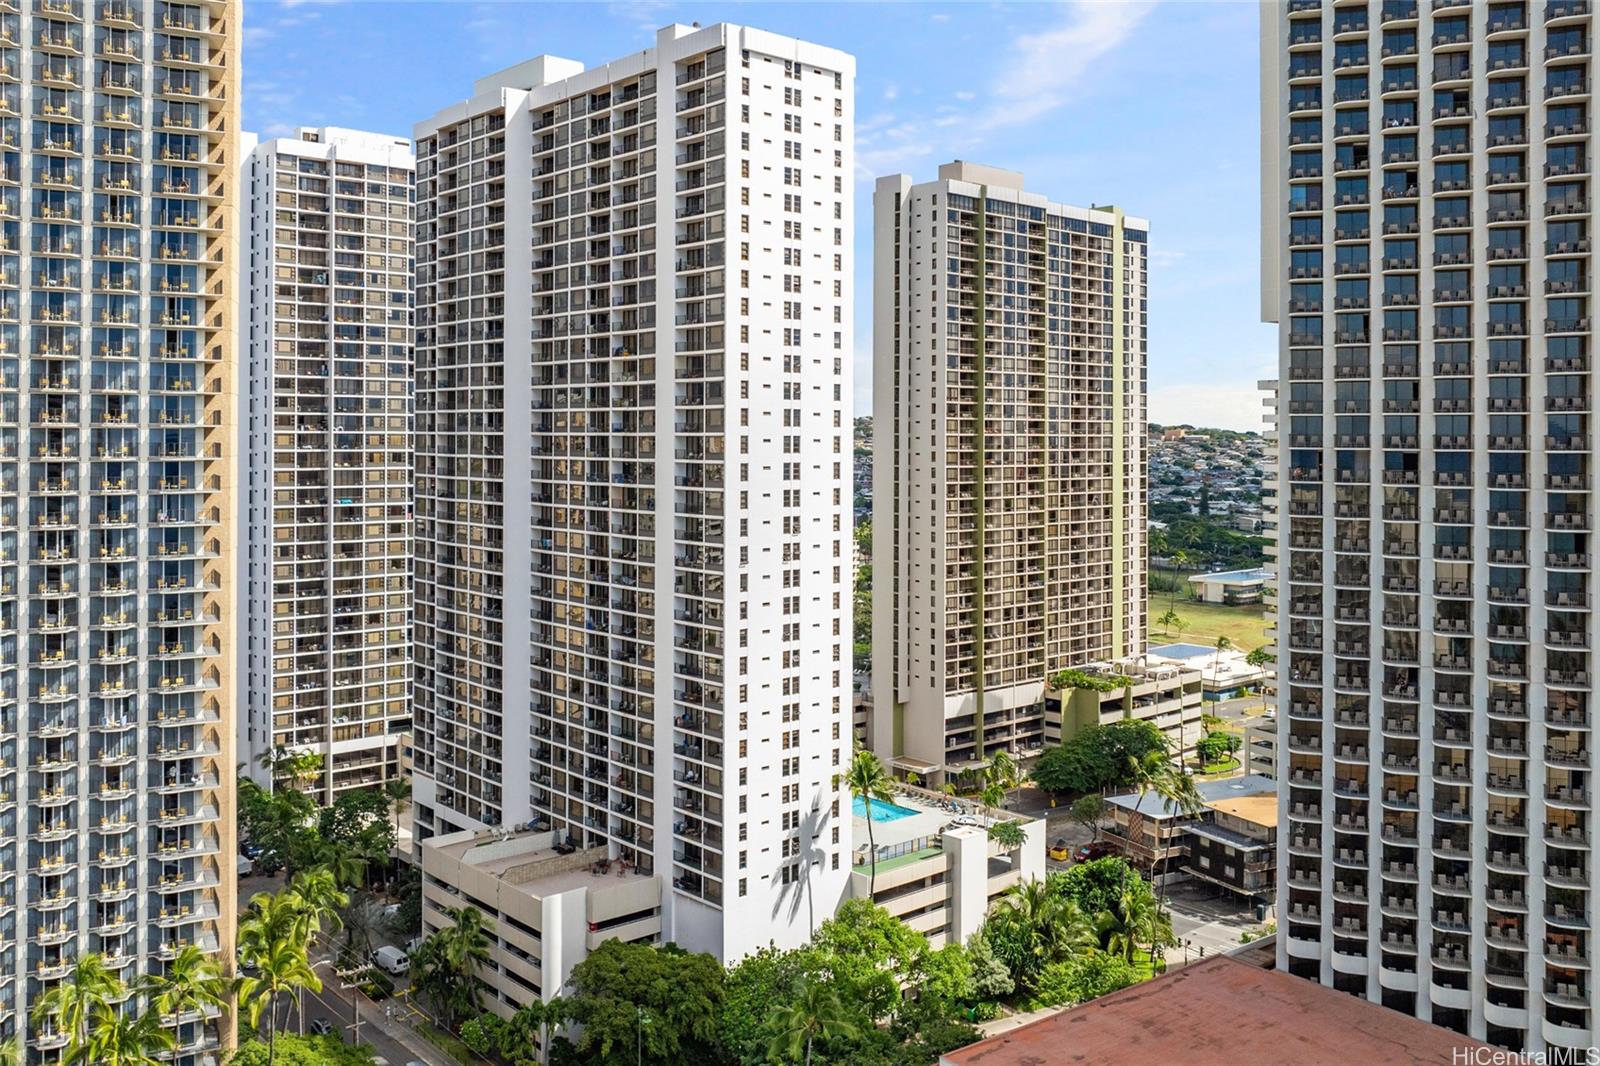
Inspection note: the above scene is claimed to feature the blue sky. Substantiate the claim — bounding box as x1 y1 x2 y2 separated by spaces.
245 0 1276 431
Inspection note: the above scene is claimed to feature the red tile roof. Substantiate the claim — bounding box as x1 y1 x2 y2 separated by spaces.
941 954 1491 1066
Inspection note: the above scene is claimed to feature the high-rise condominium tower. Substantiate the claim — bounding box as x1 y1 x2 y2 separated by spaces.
240 126 413 804
412 23 854 965
1264 0 1596 1052
870 162 1148 784
0 0 239 1058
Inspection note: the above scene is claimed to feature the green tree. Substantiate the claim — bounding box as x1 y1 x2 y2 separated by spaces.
83 1009 175 1066
982 879 1094 992
810 898 928 1021
236 935 321 1066
765 980 858 1066
288 866 349 940
382 775 411 861
986 819 1026 849
1032 720 1169 795
226 1034 378 1066
721 944 830 1066
1022 952 1140 1010
1050 857 1144 934
30 953 122 1062
1068 794 1104 841
1155 608 1181 637
842 748 895 896
139 944 228 1030
412 905 492 1028
1246 645 1275 710
557 940 724 1066
964 934 1013 1000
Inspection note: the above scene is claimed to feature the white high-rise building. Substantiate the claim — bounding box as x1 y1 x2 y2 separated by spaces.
239 126 413 803
871 162 1149 785
0 0 240 1058
411 22 854 985
1263 0 1597 1052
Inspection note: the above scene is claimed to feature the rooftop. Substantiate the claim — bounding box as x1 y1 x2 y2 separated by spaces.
1188 567 1272 584
1105 774 1276 819
1207 793 1278 828
940 954 1490 1066
424 828 630 897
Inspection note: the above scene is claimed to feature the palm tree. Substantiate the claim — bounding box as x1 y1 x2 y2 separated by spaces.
842 749 895 896
765 980 858 1066
991 878 1095 986
0 1035 22 1066
307 839 367 892
237 935 321 1066
985 750 1022 810
289 866 349 938
1246 645 1274 711
83 1009 175 1066
382 775 411 862
417 905 493 1027
1155 608 1180 637
30 952 122 1058
138 944 227 1028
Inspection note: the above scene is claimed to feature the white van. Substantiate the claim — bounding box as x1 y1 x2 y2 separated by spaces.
373 944 410 977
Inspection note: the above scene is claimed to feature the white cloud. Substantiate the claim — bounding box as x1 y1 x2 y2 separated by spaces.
854 1 1152 180
1149 249 1186 268
883 83 899 102
1149 380 1273 433
984 0 1157 128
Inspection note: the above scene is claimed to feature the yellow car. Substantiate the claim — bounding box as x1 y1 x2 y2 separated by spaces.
1047 839 1071 862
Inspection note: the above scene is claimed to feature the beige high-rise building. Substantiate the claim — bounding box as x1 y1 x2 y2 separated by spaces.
870 162 1148 785
1264 0 1598 1053
0 0 240 1058
240 126 413 804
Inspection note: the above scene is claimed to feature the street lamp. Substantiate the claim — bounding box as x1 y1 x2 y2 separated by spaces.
636 1006 652 1066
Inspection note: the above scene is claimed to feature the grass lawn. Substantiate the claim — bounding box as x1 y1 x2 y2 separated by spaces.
1149 587 1269 651
1192 757 1242 777
417 1020 478 1065
1131 954 1164 982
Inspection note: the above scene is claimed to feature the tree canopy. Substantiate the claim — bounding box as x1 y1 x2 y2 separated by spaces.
553 939 725 1066
1031 720 1169 794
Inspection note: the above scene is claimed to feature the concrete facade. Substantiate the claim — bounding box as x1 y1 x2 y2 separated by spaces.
240 126 413 802
411 23 855 966
871 162 1148 784
1265 0 1600 1051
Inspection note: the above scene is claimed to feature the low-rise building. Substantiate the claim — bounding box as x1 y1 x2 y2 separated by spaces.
420 827 663 1017
1186 567 1271 605
1043 658 1205 764
1146 641 1268 700
1101 774 1277 882
848 784 1045 949
1182 791 1276 907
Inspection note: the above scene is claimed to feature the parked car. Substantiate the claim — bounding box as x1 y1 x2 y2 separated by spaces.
1075 840 1120 863
1047 839 1071 862
309 1018 332 1036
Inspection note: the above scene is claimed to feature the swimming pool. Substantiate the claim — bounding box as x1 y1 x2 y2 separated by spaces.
1148 642 1216 660
853 795 920 823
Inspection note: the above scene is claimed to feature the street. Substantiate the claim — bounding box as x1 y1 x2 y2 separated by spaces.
300 977 452 1066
